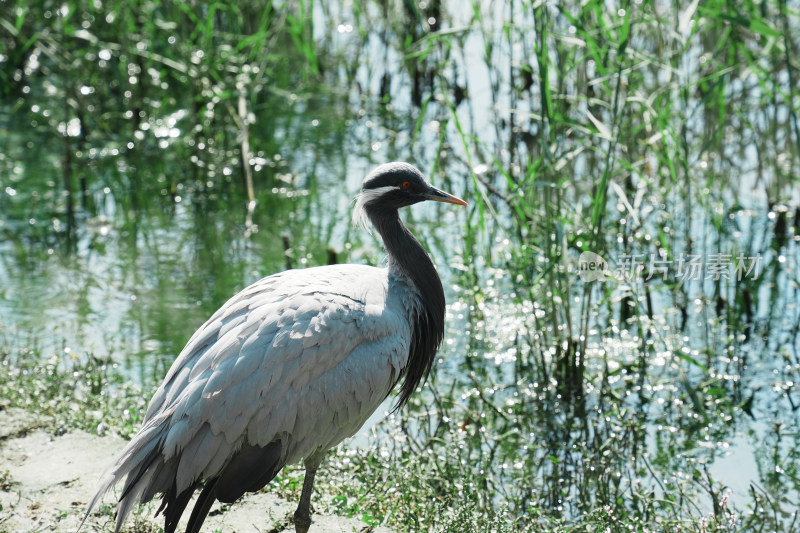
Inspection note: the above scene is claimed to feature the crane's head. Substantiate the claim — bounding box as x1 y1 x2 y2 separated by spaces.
353 162 467 227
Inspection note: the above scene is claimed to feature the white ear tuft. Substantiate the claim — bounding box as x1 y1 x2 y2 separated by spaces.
352 185 396 230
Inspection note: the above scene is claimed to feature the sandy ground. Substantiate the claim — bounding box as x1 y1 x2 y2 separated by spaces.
0 407 393 533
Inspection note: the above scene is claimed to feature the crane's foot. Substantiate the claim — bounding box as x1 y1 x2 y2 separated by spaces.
293 509 312 533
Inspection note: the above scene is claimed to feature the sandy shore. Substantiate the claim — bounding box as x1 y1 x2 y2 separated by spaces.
0 407 393 533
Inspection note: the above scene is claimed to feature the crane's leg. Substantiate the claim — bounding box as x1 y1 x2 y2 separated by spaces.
293 453 324 533
292 467 316 533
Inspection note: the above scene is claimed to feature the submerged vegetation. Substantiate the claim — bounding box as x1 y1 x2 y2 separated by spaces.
1 0 799 531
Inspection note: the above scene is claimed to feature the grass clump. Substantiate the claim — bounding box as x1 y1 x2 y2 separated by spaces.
0 347 151 439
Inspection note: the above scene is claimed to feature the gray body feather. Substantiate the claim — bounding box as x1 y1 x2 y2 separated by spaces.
86 264 419 531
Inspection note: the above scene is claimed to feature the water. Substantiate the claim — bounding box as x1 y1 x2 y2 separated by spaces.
2 0 800 528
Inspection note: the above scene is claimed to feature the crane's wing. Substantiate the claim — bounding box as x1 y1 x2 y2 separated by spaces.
85 264 413 531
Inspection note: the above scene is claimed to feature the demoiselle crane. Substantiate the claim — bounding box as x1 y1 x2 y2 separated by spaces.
84 162 467 532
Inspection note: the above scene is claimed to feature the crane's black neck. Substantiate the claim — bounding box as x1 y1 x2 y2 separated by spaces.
367 207 445 409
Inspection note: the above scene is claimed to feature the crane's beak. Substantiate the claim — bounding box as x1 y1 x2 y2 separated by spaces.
423 185 468 206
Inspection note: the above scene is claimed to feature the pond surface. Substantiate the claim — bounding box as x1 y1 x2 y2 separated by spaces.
2 0 800 530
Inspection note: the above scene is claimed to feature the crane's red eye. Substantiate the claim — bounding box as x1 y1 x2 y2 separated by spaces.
402 181 411 189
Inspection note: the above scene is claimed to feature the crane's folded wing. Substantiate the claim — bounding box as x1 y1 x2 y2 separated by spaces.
110 264 413 500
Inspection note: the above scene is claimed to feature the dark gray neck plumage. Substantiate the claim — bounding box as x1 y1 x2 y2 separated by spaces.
367 208 445 409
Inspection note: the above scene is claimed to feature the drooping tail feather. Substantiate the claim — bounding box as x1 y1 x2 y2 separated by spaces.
159 483 199 533
81 412 175 532
184 481 220 533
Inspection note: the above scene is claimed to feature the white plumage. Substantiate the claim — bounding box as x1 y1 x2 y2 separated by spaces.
84 162 466 533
